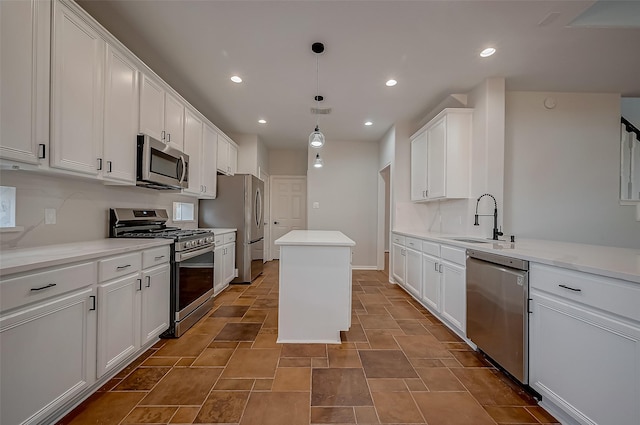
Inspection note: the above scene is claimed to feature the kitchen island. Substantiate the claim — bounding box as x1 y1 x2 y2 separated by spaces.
275 230 355 343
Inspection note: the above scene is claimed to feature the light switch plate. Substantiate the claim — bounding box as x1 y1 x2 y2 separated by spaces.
313 202 319 209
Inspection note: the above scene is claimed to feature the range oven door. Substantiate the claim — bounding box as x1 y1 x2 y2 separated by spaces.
174 245 214 326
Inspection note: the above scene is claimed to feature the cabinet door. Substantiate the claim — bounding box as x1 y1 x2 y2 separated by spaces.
213 245 226 295
0 287 96 425
139 73 164 141
202 124 218 198
405 247 422 299
0 0 50 165
427 116 446 199
141 264 170 345
410 132 428 201
223 243 236 284
392 243 406 285
440 261 465 333
97 274 139 378
228 143 238 175
530 291 640 425
51 1 104 175
182 108 203 195
216 136 230 174
103 44 138 184
421 253 440 311
164 91 184 151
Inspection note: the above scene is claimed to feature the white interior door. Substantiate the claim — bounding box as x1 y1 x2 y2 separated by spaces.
270 176 307 260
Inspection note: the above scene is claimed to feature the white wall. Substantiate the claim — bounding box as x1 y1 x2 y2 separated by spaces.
0 171 196 249
269 149 307 176
504 91 640 249
307 140 379 268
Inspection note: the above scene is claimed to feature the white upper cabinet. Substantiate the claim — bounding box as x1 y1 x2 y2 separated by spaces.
410 108 473 201
202 124 218 198
182 107 204 196
102 44 138 184
0 0 50 166
51 0 105 175
216 135 238 176
139 73 185 151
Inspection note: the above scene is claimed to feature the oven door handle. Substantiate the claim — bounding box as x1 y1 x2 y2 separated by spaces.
175 245 214 262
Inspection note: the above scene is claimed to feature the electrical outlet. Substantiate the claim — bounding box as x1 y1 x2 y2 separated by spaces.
45 208 56 225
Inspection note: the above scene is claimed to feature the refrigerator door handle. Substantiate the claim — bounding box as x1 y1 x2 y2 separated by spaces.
255 188 262 229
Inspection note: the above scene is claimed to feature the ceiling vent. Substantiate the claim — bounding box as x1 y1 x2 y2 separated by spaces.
311 107 332 115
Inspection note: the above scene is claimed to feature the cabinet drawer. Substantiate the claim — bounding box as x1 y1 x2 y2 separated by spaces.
531 263 640 322
392 234 405 245
441 245 466 266
214 234 224 245
0 262 96 312
405 237 421 251
422 241 440 256
224 232 236 243
142 246 170 269
98 252 141 282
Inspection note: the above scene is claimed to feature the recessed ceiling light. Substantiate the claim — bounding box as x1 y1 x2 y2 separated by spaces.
364 121 373 126
258 119 267 124
386 79 397 87
480 47 496 58
230 75 242 83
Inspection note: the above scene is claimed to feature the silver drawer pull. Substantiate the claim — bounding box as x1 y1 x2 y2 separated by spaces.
559 284 582 292
31 283 56 291
116 264 132 270
154 255 165 260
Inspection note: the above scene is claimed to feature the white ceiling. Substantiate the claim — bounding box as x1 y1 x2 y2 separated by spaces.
77 0 640 149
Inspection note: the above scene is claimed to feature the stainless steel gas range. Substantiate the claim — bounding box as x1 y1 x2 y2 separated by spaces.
110 208 215 337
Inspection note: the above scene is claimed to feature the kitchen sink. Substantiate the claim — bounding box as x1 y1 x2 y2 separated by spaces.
447 237 490 244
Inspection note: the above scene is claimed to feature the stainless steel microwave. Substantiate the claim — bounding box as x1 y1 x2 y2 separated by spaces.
136 134 189 190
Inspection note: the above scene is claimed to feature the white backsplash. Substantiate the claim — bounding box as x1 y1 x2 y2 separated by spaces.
0 170 197 249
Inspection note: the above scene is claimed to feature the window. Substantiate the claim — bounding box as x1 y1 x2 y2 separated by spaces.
173 202 195 222
0 186 19 230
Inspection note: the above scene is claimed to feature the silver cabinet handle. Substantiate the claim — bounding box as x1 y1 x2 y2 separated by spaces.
161 130 166 141
434 263 438 272
439 264 443 273
146 276 151 288
559 284 581 292
31 283 56 291
116 264 131 270
89 295 96 311
38 143 46 159
167 133 171 142
107 161 112 173
154 255 165 260
97 158 103 170
136 278 142 291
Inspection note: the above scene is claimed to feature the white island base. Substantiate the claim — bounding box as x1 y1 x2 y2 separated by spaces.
275 230 355 344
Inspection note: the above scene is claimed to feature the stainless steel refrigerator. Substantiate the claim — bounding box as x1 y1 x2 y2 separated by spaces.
199 174 264 283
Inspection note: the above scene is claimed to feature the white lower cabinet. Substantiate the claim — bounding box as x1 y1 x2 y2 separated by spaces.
421 253 440 311
440 260 466 333
214 231 237 294
392 234 406 286
0 286 97 425
404 241 422 299
530 263 640 425
97 249 170 378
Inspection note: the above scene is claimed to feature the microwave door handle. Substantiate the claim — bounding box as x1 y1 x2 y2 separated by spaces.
178 156 186 184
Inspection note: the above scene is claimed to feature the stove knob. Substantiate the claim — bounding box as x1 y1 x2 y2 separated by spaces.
185 241 192 248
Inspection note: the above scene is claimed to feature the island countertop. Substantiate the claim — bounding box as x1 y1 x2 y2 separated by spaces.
275 230 355 247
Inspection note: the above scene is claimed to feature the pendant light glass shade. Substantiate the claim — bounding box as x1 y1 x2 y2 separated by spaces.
313 153 323 168
309 126 325 148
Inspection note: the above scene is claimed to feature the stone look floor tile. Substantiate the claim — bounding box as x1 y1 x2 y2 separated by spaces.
194 391 250 423
59 262 557 425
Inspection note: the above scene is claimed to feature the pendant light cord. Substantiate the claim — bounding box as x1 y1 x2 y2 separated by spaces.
315 54 320 128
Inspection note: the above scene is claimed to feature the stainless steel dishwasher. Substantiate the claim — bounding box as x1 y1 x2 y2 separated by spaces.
466 249 530 384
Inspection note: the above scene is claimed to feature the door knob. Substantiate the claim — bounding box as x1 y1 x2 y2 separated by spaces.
273 221 280 224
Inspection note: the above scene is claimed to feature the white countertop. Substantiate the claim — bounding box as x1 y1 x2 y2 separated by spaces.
199 228 237 235
0 239 173 277
393 229 640 284
276 230 356 247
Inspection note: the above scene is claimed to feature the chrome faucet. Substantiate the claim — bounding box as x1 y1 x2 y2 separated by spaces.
474 193 503 240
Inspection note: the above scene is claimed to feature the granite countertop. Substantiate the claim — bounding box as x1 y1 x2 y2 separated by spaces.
393 229 640 284
0 239 173 277
275 230 356 247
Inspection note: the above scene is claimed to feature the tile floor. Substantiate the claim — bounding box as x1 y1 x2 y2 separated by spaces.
58 260 559 425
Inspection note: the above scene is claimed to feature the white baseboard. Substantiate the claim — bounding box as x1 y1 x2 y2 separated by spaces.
352 266 378 270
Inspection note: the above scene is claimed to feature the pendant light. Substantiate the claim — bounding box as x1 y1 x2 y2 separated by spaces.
309 42 325 148
313 153 323 168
